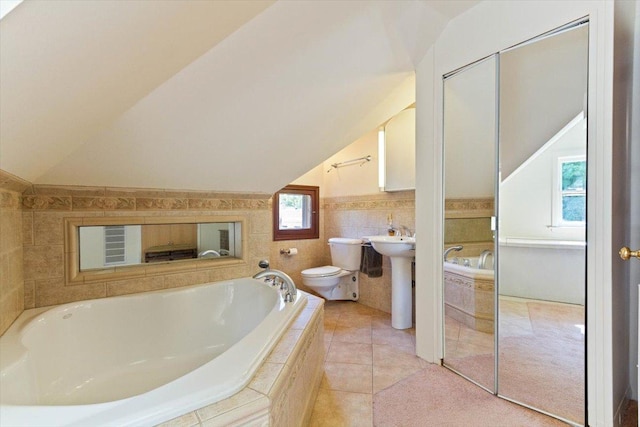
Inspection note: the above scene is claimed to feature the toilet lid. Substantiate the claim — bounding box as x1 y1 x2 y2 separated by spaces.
301 266 341 278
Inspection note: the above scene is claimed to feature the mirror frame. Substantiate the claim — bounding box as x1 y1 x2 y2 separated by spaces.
64 215 248 285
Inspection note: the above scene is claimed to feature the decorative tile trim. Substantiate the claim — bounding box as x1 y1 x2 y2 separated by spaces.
22 185 272 211
73 197 135 210
22 195 72 210
323 195 415 211
136 198 189 210
232 199 270 210
444 198 494 218
188 199 232 210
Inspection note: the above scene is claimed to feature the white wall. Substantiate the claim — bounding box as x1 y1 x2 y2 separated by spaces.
415 2 618 425
500 116 586 241
443 57 496 199
500 25 588 179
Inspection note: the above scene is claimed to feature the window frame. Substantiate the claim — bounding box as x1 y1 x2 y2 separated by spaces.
552 155 586 227
272 185 320 241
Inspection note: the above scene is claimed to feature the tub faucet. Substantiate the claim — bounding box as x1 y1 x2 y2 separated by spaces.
478 250 493 270
252 260 297 303
443 245 463 262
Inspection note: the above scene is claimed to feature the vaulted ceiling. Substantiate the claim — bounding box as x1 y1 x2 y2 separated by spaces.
0 0 478 193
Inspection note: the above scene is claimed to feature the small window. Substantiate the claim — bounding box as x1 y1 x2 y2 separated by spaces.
273 185 319 241
553 156 586 226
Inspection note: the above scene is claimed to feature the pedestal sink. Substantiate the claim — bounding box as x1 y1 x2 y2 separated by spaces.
365 236 416 329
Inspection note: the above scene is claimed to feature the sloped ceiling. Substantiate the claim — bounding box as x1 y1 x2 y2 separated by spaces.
0 0 478 194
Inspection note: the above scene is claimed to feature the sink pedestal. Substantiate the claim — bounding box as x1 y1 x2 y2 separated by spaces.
390 256 413 329
365 236 416 330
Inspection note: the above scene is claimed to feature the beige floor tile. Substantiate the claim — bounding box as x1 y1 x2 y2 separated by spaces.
371 314 392 329
338 313 373 329
332 325 372 344
321 362 373 393
326 341 373 365
371 326 414 347
309 389 373 427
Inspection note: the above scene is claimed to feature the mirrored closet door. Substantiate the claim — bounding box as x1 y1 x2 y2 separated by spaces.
442 55 497 393
442 20 588 426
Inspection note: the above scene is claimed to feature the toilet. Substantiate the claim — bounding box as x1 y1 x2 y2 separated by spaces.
301 237 362 301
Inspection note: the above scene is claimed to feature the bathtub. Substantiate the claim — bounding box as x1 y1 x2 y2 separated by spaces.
498 239 585 304
444 257 494 333
0 277 307 427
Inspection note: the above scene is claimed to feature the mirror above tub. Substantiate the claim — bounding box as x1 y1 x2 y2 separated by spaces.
65 216 246 284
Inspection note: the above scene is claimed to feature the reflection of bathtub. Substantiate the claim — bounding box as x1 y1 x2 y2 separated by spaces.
499 238 585 305
444 257 494 333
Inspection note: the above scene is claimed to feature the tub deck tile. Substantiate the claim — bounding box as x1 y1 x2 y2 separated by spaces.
156 411 199 427
196 388 267 423
247 361 288 396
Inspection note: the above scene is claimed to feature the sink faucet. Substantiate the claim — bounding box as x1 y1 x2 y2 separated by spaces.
443 245 463 262
398 225 413 237
252 260 297 302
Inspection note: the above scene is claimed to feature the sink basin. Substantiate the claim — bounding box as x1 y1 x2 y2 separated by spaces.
366 236 415 258
365 236 416 329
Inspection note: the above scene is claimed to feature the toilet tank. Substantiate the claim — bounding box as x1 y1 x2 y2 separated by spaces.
328 238 363 271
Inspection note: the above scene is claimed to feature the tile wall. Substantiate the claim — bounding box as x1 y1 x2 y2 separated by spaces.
0 169 415 332
323 190 415 314
16 183 324 310
0 171 29 335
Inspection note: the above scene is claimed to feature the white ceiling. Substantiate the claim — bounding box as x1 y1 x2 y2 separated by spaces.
0 0 478 194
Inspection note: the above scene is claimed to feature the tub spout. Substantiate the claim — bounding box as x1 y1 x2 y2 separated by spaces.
478 250 493 270
198 249 221 258
443 245 463 262
252 260 297 302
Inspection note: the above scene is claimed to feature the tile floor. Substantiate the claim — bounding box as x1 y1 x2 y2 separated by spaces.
309 301 427 426
309 299 580 426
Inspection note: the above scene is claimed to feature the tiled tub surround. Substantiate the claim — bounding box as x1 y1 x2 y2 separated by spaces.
323 191 415 314
444 198 494 258
17 184 323 310
444 260 495 333
0 172 30 335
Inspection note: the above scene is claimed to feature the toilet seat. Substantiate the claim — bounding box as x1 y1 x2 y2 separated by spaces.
301 265 341 278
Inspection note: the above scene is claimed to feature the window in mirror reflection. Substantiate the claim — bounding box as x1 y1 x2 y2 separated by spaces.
273 185 319 241
554 156 586 226
79 222 241 271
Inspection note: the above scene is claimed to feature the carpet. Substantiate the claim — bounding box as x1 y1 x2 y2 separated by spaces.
373 365 568 427
442 300 585 425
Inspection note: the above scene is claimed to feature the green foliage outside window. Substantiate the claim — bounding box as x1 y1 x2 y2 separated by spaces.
561 160 586 222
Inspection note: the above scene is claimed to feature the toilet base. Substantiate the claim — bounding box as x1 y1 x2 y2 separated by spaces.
307 272 359 301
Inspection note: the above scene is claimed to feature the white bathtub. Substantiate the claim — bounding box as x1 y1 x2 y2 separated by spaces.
444 256 494 280
0 277 307 427
498 238 585 304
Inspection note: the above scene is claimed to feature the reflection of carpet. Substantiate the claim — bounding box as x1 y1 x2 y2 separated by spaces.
373 365 567 427
444 301 585 425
